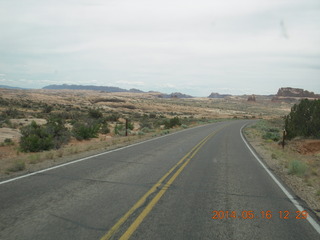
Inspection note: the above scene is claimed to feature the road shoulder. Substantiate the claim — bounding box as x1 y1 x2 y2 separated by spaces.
243 123 320 219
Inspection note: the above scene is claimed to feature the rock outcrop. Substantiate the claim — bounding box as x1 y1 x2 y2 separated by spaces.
43 84 144 93
276 87 319 98
208 92 232 99
158 92 193 98
272 87 320 101
247 94 256 102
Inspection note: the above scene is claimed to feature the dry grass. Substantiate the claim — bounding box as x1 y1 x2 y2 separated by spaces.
0 125 190 179
245 120 320 216
0 88 294 179
0 88 292 120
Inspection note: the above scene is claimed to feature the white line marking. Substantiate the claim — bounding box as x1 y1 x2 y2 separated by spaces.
0 122 222 185
240 124 320 235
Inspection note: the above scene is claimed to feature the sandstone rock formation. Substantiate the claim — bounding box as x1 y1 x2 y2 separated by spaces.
247 94 256 102
276 87 319 98
208 92 232 99
272 87 320 101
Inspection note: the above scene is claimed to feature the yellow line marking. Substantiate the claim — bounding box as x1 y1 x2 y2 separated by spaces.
118 131 215 240
101 128 221 240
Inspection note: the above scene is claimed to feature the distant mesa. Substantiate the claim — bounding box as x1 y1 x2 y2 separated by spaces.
247 94 256 102
0 85 27 90
43 84 144 93
129 88 144 93
42 84 194 98
272 87 320 101
276 87 319 98
208 92 232 99
158 92 193 99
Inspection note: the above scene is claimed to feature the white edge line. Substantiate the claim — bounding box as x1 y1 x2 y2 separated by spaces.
0 122 219 185
240 124 320 235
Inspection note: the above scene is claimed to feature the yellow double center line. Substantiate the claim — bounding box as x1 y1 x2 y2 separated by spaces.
101 127 223 240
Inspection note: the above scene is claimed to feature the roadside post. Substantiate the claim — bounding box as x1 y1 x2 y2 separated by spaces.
125 118 128 136
282 129 286 149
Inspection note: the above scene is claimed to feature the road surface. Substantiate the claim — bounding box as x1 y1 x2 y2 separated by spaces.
0 120 319 239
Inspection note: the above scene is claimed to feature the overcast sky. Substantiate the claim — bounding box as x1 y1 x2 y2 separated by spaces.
0 0 319 96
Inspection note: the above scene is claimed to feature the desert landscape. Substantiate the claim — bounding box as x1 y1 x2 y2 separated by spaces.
1 2 319 238
0 87 290 174
0 86 319 217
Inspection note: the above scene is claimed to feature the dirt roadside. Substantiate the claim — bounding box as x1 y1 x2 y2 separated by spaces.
0 123 204 181
0 131 161 181
243 125 320 219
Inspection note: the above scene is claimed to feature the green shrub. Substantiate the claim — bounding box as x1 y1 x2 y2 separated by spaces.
20 121 54 152
140 120 153 129
122 104 136 110
7 160 25 172
164 117 182 129
45 151 55 159
100 123 110 134
138 131 145 136
72 121 100 140
162 130 170 135
3 108 21 118
288 160 307 176
20 119 70 152
2 119 10 127
46 118 71 149
141 127 152 133
4 138 12 143
3 138 14 146
89 109 103 119
171 116 181 127
28 154 41 164
262 131 280 142
52 111 81 120
253 120 281 142
43 104 53 113
0 97 9 107
149 113 157 118
285 99 320 139
105 113 120 122
127 120 134 130
114 123 125 135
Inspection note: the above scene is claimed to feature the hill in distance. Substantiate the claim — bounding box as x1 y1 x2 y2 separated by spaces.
43 84 195 98
208 92 232 99
43 84 139 93
158 92 194 99
0 85 27 90
276 87 320 98
272 87 320 101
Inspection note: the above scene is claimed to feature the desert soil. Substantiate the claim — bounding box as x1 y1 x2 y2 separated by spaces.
244 128 320 218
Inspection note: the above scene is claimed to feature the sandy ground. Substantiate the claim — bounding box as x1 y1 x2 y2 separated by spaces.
292 139 320 155
0 128 21 142
9 118 47 127
244 130 320 218
0 126 184 181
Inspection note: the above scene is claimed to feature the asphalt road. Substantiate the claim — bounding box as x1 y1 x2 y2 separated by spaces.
0 120 319 240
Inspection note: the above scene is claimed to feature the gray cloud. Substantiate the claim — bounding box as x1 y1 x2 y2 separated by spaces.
0 0 319 95
280 20 289 39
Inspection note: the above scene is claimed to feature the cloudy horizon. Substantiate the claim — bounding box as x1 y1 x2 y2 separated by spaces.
0 0 319 96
